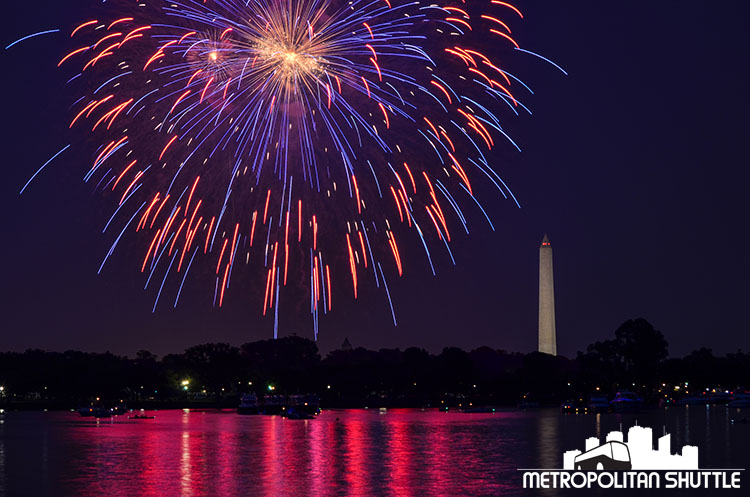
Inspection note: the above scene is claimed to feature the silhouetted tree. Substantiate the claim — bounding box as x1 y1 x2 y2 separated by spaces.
240 336 320 392
614 318 668 385
183 343 241 399
5 317 747 410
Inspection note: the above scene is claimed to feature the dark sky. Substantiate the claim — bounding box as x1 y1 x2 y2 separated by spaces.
3 1 749 358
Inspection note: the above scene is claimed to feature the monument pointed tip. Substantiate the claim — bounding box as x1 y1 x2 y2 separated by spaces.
541 234 551 246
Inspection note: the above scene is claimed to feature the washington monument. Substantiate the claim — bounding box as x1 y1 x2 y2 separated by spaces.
538 234 557 355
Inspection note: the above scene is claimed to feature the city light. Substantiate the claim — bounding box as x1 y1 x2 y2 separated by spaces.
267 384 275 391
181 379 190 391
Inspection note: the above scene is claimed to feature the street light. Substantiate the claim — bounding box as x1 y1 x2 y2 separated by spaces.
181 379 190 391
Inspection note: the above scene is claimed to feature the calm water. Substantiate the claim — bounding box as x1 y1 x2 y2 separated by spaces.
1 407 748 496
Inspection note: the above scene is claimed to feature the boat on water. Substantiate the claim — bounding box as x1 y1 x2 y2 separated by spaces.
261 395 285 415
238 393 321 416
561 399 587 414
287 394 321 416
610 391 643 412
110 403 129 415
461 406 497 413
710 392 732 404
77 406 112 418
728 393 750 408
518 393 541 409
237 393 259 415
77 401 128 418
675 396 710 406
588 395 610 413
128 414 155 419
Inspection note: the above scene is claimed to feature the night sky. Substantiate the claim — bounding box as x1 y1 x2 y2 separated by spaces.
3 1 749 358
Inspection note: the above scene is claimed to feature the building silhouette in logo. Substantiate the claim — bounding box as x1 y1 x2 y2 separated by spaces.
538 234 557 355
564 425 698 470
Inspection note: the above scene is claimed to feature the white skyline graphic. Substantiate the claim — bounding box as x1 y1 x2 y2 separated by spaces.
564 425 699 470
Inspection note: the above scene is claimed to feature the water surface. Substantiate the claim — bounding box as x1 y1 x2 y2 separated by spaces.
1 407 748 496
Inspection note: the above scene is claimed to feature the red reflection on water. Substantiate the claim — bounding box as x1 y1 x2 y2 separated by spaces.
308 413 326 493
13 409 521 496
388 418 415 496
179 428 192 496
261 414 282 496
345 413 369 496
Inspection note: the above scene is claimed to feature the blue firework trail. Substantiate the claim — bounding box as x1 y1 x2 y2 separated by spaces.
15 0 564 339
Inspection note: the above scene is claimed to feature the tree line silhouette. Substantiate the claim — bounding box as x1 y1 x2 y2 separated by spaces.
1 318 748 408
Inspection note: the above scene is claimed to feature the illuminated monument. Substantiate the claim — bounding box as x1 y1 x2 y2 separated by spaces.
538 234 557 355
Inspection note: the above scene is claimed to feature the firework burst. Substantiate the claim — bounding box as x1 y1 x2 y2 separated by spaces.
17 0 565 339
